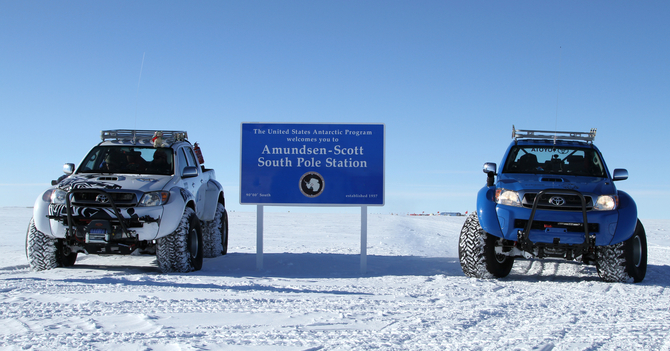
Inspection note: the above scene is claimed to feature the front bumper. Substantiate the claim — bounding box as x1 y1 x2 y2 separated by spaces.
496 194 619 247
47 202 163 242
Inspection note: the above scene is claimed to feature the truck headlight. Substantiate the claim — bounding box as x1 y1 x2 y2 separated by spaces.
594 195 618 211
139 191 170 207
48 189 68 205
495 188 522 207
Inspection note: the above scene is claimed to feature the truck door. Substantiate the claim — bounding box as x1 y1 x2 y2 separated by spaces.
178 146 206 217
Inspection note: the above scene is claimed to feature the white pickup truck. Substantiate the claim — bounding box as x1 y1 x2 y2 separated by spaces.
26 130 228 273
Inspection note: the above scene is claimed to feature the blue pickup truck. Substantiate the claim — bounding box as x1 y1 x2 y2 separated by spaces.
459 127 646 282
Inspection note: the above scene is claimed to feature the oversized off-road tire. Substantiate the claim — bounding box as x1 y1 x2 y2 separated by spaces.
596 219 647 283
26 219 58 271
26 218 77 271
459 212 514 278
156 207 203 273
202 203 229 258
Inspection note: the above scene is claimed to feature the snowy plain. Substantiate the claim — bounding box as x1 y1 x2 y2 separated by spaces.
1 207 670 351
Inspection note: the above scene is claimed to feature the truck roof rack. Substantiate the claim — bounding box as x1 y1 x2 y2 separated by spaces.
512 125 596 144
101 130 188 145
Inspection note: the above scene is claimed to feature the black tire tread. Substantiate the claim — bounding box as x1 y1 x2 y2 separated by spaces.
26 219 58 271
156 207 203 273
202 203 227 258
596 219 647 283
459 213 514 278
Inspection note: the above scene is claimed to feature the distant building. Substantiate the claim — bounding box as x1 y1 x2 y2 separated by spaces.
438 212 463 216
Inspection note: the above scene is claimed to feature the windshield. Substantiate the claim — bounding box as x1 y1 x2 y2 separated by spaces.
503 145 606 177
78 146 174 175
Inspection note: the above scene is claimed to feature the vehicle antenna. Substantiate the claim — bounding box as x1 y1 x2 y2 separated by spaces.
554 46 562 145
134 52 146 133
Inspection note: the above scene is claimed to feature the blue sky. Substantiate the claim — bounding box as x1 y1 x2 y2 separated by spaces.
1 1 668 219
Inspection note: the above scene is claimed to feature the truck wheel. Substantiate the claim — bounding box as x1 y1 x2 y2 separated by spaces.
202 203 229 257
26 218 58 271
26 218 77 270
459 212 514 278
596 219 647 283
156 207 203 273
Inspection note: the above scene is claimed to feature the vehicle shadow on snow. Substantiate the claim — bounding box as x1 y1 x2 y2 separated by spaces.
498 258 670 286
210 254 670 285
38 254 670 287
63 253 463 278
506 259 604 283
203 252 465 278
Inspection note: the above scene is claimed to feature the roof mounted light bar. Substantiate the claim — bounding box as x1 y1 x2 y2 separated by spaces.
101 130 188 145
512 125 596 144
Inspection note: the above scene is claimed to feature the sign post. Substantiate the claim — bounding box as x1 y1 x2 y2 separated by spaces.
256 205 263 271
361 205 368 273
240 123 385 273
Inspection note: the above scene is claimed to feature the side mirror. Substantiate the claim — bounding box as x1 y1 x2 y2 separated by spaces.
182 166 199 178
612 168 628 181
63 163 75 175
483 163 497 175
483 163 497 187
52 164 75 185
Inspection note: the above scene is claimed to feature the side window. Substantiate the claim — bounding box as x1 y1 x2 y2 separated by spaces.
178 148 189 170
185 147 198 167
178 146 199 174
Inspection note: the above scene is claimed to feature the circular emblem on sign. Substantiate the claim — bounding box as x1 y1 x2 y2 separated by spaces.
96 194 110 204
549 196 566 206
300 172 324 198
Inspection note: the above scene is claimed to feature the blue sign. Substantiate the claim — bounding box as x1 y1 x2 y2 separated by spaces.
240 123 385 206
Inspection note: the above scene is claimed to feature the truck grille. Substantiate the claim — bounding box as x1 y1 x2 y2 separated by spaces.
71 192 138 207
523 193 593 211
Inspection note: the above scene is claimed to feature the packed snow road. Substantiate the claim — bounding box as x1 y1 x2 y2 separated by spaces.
1 207 669 350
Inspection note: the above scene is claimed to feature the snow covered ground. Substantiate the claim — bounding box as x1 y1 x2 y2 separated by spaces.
1 207 670 350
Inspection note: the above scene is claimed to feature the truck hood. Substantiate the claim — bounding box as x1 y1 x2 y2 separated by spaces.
496 173 617 195
58 173 175 193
